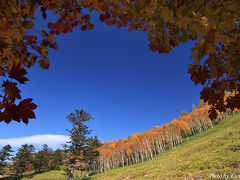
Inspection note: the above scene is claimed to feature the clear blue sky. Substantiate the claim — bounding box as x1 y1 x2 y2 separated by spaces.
0 13 202 149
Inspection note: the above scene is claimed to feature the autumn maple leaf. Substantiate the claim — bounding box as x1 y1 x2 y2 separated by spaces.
9 64 29 84
209 108 218 120
3 103 19 124
2 80 21 102
18 99 37 124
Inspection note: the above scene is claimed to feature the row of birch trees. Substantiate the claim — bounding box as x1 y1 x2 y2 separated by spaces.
95 104 238 172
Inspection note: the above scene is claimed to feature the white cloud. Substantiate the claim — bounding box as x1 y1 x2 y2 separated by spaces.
0 134 70 149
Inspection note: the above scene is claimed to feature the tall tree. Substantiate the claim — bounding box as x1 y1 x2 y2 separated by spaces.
0 145 14 175
0 0 239 123
11 144 35 179
65 109 98 179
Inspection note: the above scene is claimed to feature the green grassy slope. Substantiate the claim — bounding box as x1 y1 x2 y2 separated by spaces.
22 170 66 180
92 112 240 180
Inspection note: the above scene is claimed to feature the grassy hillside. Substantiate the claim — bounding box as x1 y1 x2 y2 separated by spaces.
22 170 66 180
92 112 240 180
19 112 240 180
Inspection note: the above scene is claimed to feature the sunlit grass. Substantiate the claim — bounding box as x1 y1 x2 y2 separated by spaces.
22 170 66 180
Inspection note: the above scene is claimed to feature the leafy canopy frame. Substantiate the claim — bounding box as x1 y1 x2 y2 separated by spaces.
0 0 239 124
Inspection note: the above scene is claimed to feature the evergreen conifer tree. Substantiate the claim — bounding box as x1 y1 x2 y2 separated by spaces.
0 145 14 175
64 109 101 179
12 144 35 179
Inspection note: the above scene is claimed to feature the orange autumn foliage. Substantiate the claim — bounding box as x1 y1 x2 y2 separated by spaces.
96 103 237 172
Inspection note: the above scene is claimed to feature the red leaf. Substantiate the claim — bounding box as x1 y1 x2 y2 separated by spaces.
18 99 37 124
3 107 12 124
48 22 53 28
7 104 21 122
26 110 36 119
2 80 21 102
52 42 58 50
117 21 122 28
209 108 218 120
81 25 87 31
200 87 211 102
22 116 29 124
105 12 110 19
99 14 105 22
50 29 55 34
9 64 29 84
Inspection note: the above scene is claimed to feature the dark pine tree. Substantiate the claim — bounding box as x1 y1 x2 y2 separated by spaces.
11 144 35 179
0 145 14 175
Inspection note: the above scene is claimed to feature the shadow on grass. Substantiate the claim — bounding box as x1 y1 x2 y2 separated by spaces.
0 171 63 180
